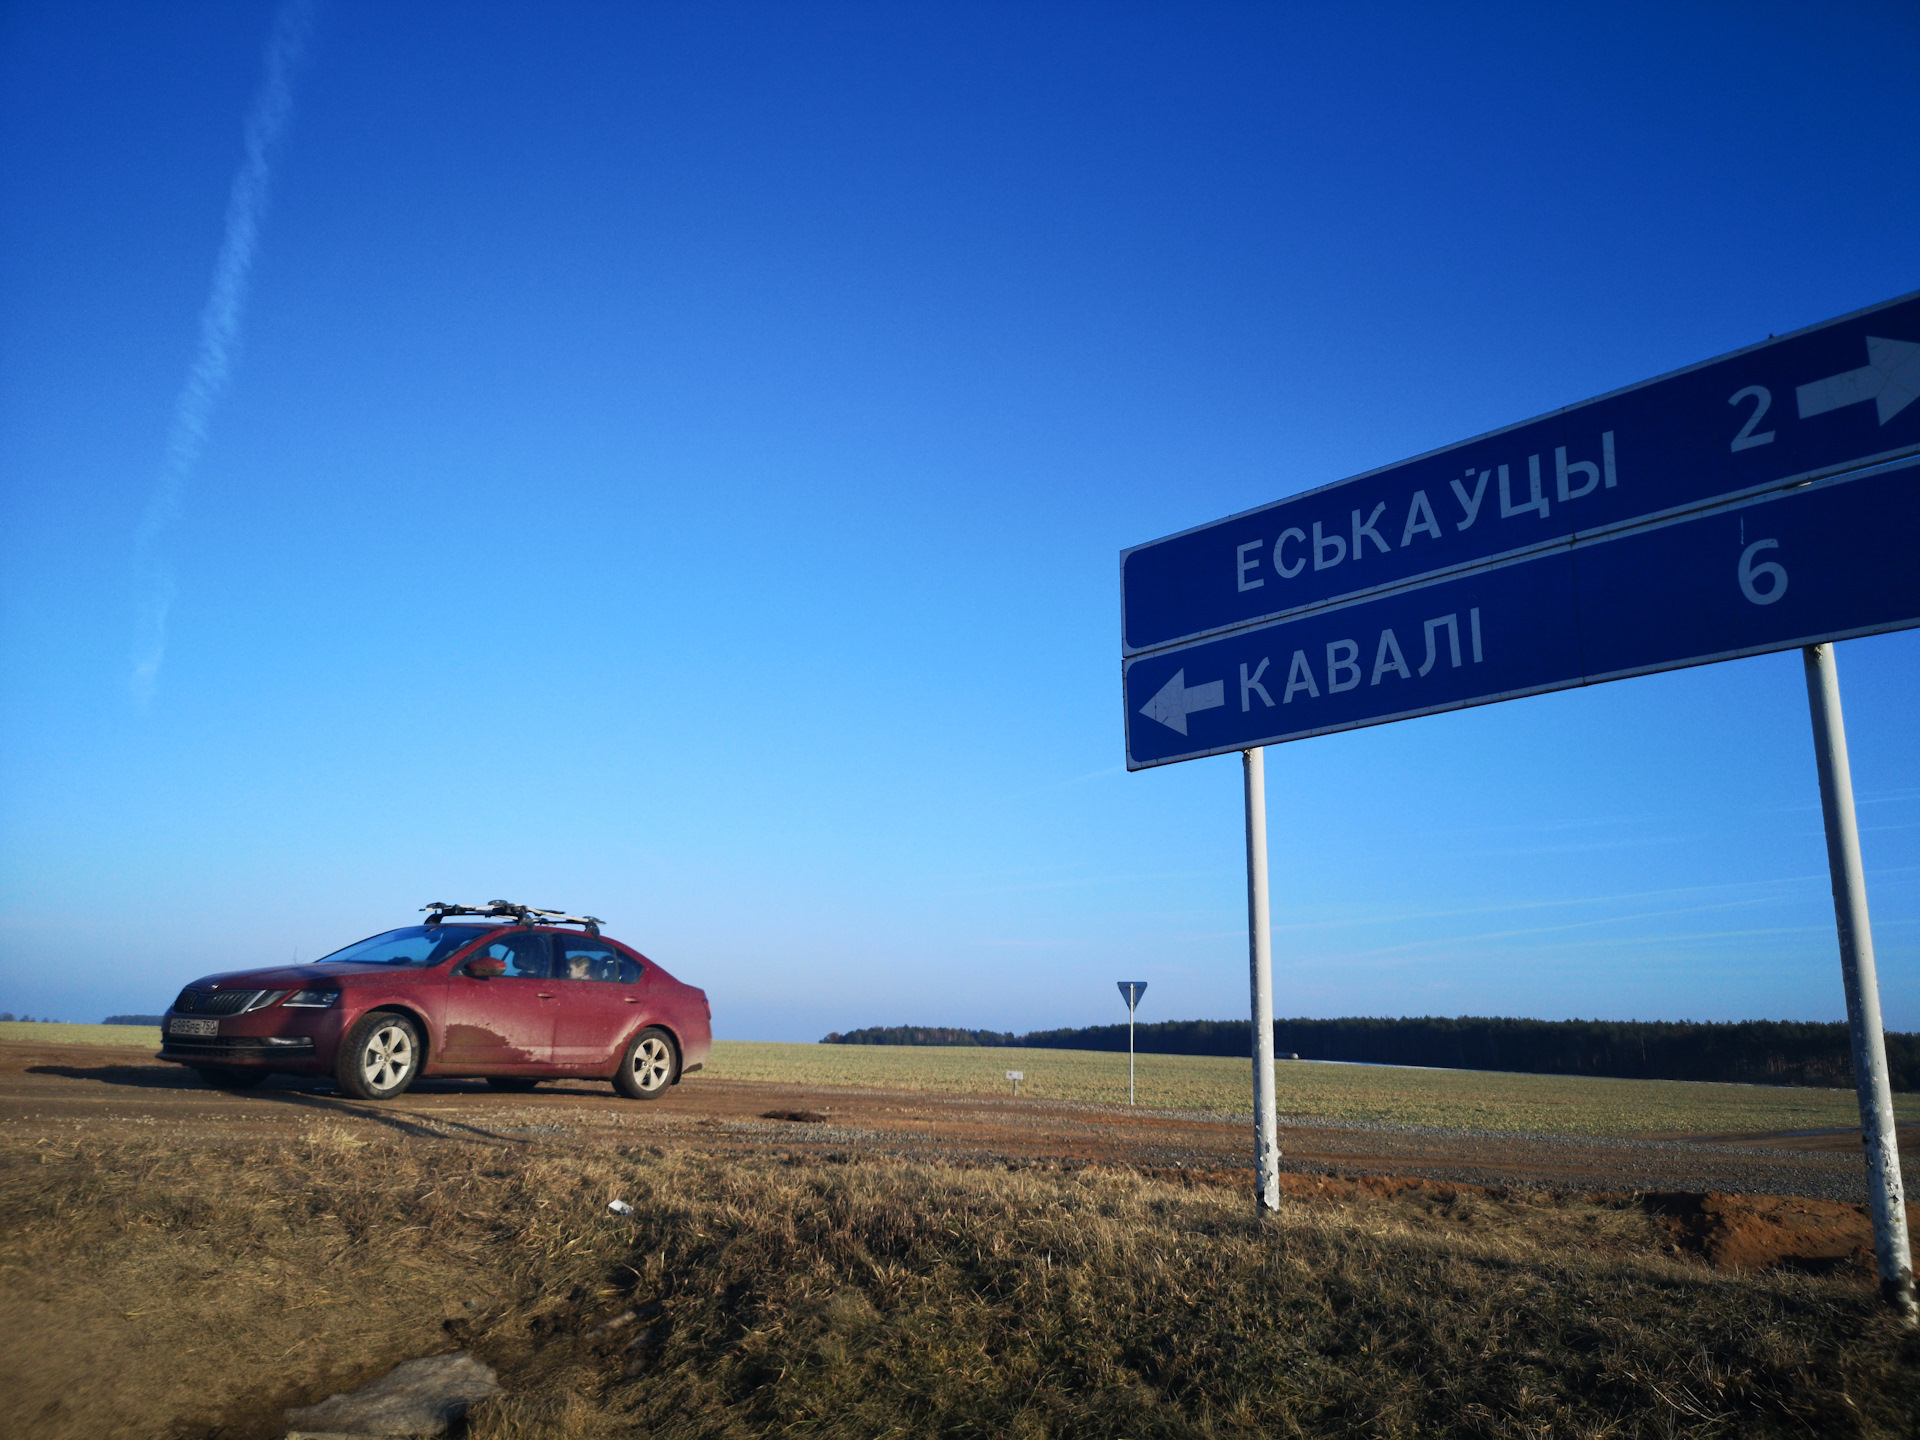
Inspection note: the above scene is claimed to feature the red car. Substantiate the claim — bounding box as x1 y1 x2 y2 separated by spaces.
156 902 712 1101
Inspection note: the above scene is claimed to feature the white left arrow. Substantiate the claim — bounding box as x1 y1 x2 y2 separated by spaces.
1796 335 1920 425
1139 668 1225 735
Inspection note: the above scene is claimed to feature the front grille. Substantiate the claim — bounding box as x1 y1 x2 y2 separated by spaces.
172 988 267 1016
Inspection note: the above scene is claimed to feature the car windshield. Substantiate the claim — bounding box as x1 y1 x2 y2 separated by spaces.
313 925 490 968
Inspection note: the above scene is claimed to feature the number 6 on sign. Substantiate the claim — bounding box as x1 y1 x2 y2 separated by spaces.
1739 537 1788 605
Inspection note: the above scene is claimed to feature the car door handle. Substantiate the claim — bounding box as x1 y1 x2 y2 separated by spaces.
623 997 641 1003
537 992 554 1000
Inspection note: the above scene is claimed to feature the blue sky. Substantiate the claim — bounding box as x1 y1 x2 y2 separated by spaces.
2 1 1916 1039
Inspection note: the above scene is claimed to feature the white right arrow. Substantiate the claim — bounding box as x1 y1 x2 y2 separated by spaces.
1138 669 1225 735
1796 335 1920 425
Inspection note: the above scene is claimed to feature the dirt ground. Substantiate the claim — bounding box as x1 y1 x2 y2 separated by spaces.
4 1037 1914 1277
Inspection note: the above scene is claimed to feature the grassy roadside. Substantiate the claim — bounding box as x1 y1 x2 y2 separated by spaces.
0 1021 162 1048
707 1040 1919 1138
2 1122 1915 1440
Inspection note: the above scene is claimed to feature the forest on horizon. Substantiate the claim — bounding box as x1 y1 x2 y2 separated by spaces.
819 1016 1920 1091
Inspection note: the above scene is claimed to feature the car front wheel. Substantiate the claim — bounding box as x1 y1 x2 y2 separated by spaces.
613 1027 678 1101
334 1012 422 1101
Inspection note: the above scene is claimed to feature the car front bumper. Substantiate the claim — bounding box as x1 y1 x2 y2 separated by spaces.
157 1005 343 1072
156 1033 327 1070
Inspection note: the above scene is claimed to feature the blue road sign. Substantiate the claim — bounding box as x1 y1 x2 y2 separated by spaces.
1121 293 1920 657
1123 456 1920 768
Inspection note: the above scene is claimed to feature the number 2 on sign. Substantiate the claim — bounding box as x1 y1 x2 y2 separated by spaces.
1739 538 1788 605
1728 386 1775 452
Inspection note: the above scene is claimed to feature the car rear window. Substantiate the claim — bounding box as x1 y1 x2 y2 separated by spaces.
313 925 490 967
555 937 641 984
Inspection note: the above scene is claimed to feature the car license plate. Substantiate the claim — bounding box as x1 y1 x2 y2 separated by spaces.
169 1018 219 1037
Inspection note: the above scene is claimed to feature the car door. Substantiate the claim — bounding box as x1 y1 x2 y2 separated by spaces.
439 930 557 1071
550 934 645 1067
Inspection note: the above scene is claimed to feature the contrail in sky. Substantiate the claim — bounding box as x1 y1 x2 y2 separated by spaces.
130 0 316 705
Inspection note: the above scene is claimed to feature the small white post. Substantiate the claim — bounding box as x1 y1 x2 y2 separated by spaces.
1802 643 1915 1316
1116 981 1147 1106
1244 747 1281 1212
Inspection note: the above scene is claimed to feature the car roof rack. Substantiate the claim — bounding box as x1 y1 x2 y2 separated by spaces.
422 900 603 936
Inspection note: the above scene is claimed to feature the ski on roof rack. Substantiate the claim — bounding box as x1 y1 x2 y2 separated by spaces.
422 900 603 935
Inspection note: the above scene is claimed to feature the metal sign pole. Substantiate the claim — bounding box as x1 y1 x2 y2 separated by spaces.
1115 981 1148 1106
1243 747 1281 1212
1802 642 1916 1316
1129 991 1136 1106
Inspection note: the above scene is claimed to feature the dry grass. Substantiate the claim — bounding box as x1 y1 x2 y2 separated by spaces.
2 1121 1916 1439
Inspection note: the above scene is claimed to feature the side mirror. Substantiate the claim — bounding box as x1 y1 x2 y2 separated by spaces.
467 956 507 979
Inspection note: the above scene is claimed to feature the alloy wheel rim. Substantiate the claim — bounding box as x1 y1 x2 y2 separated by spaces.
362 1024 414 1089
631 1038 671 1090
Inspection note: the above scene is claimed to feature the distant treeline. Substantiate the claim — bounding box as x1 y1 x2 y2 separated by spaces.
104 1015 165 1026
821 1017 1920 1091
822 1026 1023 1047
0 1012 63 1024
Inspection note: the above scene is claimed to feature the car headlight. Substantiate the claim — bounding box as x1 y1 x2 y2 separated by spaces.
283 989 341 1008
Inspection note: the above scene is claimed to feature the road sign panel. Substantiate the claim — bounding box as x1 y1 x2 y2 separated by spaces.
1123 457 1920 768
1121 293 1920 657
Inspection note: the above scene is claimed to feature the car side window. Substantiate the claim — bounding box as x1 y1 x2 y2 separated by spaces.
554 937 634 984
475 931 551 978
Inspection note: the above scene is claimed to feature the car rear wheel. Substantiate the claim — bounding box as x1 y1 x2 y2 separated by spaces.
334 1012 422 1101
196 1066 267 1090
613 1027 677 1101
485 1077 540 1092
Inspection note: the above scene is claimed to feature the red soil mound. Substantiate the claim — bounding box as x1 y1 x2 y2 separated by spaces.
1640 1190 1920 1275
1140 1166 1917 1277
